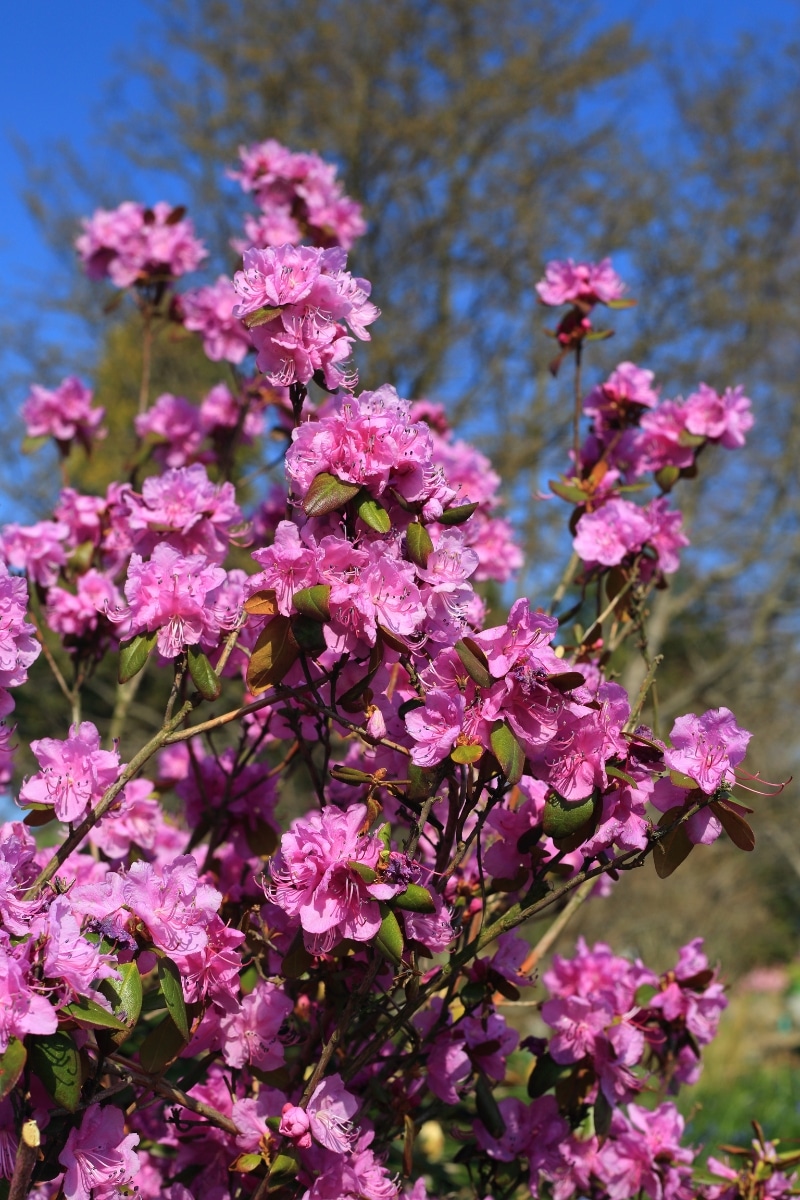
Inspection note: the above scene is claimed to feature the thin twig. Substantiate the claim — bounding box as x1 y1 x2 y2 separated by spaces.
105 1057 239 1136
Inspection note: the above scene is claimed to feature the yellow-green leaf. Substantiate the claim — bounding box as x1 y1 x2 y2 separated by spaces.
406 521 434 568
302 471 361 517
247 616 300 694
375 904 404 966
490 721 525 785
157 956 189 1041
187 644 221 700
0 1039 26 1102
119 630 157 683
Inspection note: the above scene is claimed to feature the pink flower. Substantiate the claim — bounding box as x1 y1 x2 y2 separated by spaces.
405 690 465 767
305 1073 359 1153
180 275 253 363
116 544 230 659
22 377 106 449
19 721 121 824
230 138 366 251
536 258 627 307
232 244 378 389
115 463 244 562
2 520 70 588
683 383 754 449
219 979 293 1070
77 200 206 287
279 1104 312 1149
121 854 221 954
134 393 205 468
59 1104 140 1200
573 498 652 569
0 562 40 689
663 708 751 794
0 945 58 1051
267 803 386 953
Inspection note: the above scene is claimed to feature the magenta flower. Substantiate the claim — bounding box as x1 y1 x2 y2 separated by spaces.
405 690 466 768
120 854 221 954
2 519 70 588
267 803 386 953
230 138 366 251
536 258 627 307
59 1104 140 1200
77 200 206 287
116 544 230 659
117 463 244 562
134 393 205 468
682 383 754 449
0 946 58 1051
180 275 253 363
663 707 751 794
219 979 293 1070
0 562 40 689
573 498 652 569
19 721 121 824
22 376 106 450
232 244 378 389
305 1073 359 1153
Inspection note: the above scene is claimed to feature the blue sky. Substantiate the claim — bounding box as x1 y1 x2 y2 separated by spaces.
0 0 796 313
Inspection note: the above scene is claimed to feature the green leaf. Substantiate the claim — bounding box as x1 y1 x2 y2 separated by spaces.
606 297 637 310
23 806 58 828
543 789 598 840
98 962 143 1046
606 764 639 788
356 493 391 533
490 721 525 785
157 956 190 1041
292 584 331 622
548 478 586 504
247 616 300 694
230 1152 264 1173
585 328 614 341
546 670 586 693
302 471 361 518
451 743 484 765
655 465 681 493
375 904 404 966
242 304 283 329
669 769 698 790
21 435 49 455
267 1150 300 1188
61 996 129 1032
138 1014 187 1075
187 644 221 700
348 860 378 885
29 1032 81 1112
244 817 279 858
527 1051 572 1097
475 1072 506 1139
437 501 479 526
118 630 157 683
454 637 492 689
291 614 327 655
391 884 436 914
330 765 374 785
406 521 434 568
0 1039 26 1102
594 1089 613 1137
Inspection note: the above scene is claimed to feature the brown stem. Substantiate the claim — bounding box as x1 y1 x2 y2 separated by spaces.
8 1120 40 1200
104 1057 239 1136
138 307 153 416
572 340 583 471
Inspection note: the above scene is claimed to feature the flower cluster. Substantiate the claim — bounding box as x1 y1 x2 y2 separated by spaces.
22 376 106 453
232 243 378 389
230 138 366 251
76 201 207 287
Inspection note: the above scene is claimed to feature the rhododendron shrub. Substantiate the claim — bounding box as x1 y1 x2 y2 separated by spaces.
0 138 789 1200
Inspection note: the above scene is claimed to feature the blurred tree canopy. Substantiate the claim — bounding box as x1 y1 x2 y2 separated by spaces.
7 0 800 970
